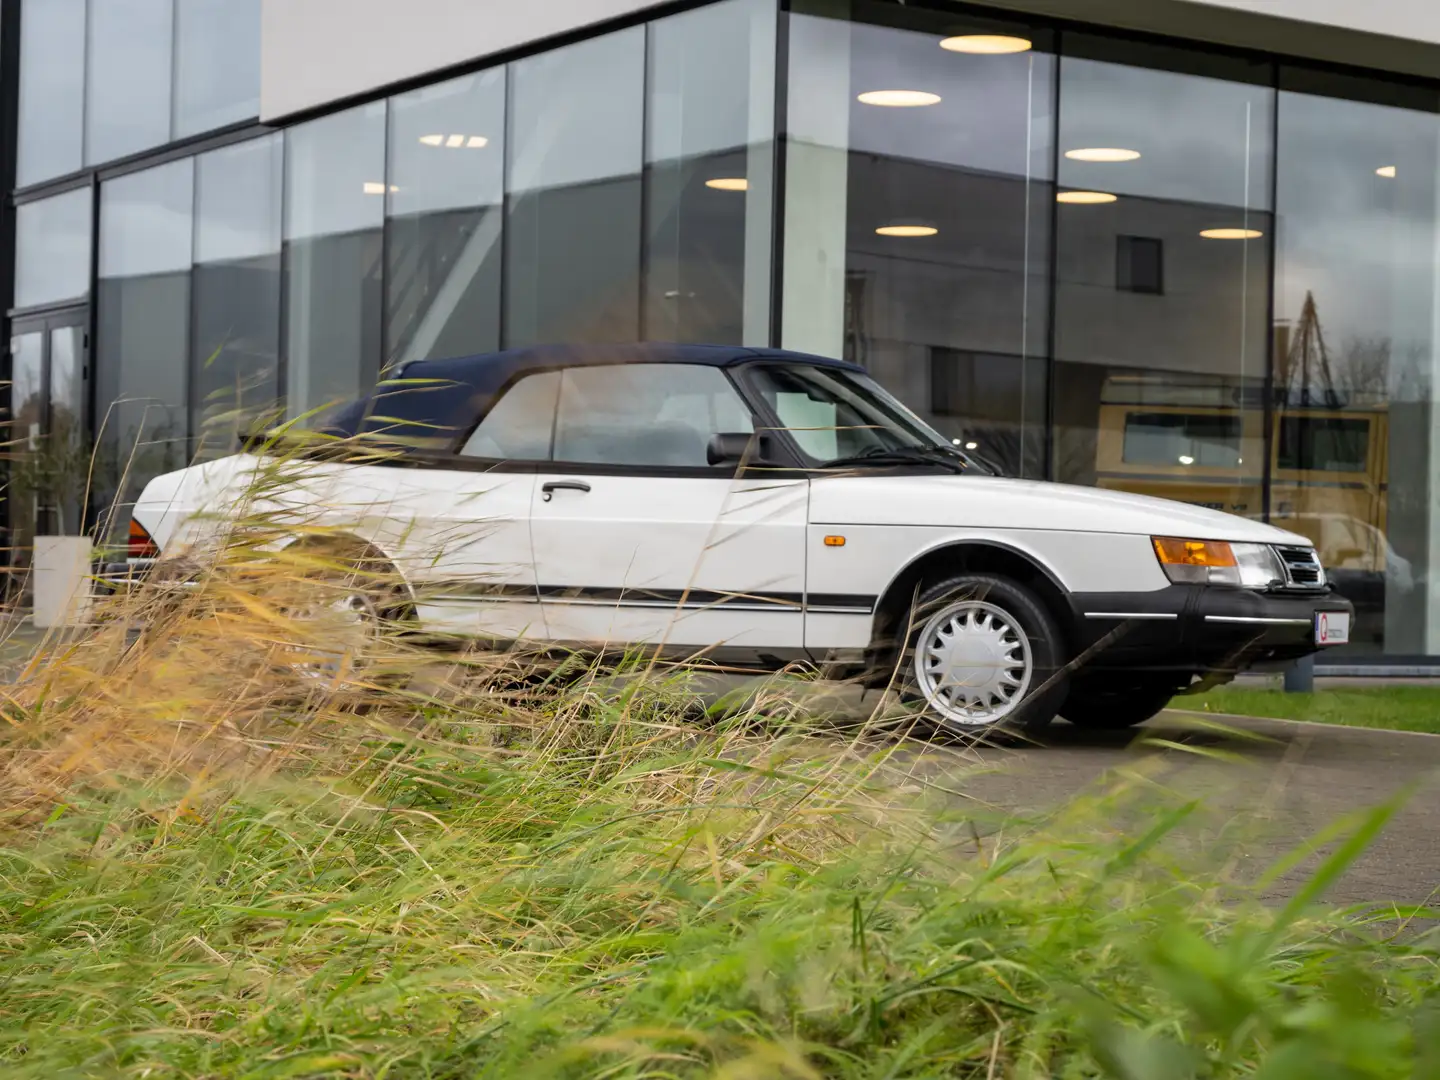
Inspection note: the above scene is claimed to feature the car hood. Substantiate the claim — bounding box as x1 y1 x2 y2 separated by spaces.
808 473 1312 545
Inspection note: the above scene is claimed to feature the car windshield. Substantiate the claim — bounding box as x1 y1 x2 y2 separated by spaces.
744 362 993 473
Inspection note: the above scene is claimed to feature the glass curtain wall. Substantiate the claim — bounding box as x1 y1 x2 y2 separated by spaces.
506 29 646 347
644 0 777 345
96 160 195 536
283 104 387 417
783 0 1053 477
385 71 506 366
17 0 86 186
192 135 284 454
1273 72 1440 655
14 188 91 308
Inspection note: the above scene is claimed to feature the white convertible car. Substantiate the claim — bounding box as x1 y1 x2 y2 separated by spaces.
105 344 1353 732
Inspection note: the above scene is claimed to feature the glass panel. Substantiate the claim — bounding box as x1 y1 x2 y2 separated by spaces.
386 71 505 365
1273 75 1440 655
96 160 194 538
283 103 386 417
783 2 1053 477
193 135 283 455
49 325 88 535
506 30 644 347
1052 41 1273 526
175 0 262 137
8 332 45 570
86 0 175 164
645 0 776 345
17 0 86 185
15 188 92 308
553 364 748 466
460 371 561 460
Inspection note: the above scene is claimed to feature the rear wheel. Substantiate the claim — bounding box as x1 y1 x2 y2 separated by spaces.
1061 677 1177 730
898 573 1069 734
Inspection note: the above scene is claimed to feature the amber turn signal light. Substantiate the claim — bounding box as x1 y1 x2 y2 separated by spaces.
1151 537 1235 567
823 535 846 547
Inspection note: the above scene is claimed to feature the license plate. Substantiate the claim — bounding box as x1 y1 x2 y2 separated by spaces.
1315 611 1350 646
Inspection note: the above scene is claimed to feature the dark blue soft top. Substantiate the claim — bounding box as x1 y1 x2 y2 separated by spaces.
315 343 860 443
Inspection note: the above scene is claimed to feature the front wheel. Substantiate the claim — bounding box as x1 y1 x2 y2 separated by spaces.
1061 678 1178 730
898 573 1069 734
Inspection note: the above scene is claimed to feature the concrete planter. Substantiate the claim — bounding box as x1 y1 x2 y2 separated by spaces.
33 536 94 629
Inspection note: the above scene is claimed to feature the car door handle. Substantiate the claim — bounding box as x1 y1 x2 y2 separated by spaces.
542 480 591 501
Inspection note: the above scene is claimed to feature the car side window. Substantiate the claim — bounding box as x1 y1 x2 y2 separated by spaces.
553 363 754 467
459 371 561 461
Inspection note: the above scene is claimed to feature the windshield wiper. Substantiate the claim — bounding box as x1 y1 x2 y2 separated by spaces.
821 446 967 473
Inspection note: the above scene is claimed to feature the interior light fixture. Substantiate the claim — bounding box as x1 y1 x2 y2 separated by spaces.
1199 227 1263 239
857 89 942 107
876 224 939 237
940 34 1032 54
1064 147 1141 162
363 182 399 195
1178 455 1195 465
1056 190 1118 204
705 177 749 191
1377 164 1397 178
965 441 979 450
418 133 489 148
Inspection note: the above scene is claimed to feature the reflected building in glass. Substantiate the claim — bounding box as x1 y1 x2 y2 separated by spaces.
5 0 1440 663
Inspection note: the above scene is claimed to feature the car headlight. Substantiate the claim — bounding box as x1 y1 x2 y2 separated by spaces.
1152 537 1285 589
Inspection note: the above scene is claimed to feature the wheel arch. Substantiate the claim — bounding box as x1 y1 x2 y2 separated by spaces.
867 538 1077 662
272 529 417 616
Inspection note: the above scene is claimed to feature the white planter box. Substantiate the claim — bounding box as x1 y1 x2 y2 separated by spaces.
33 536 94 629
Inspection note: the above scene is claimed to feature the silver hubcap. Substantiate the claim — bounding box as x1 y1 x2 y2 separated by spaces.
291 588 380 679
913 600 1033 726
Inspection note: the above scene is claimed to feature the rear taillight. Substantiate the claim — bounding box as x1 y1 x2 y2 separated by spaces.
127 518 159 559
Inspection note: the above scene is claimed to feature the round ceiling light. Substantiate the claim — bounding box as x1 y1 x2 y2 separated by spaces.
1056 190 1118 204
940 34 1032 54
876 224 938 237
705 177 749 191
857 89 942 107
1064 147 1141 162
1200 227 1264 240
1377 165 1397 178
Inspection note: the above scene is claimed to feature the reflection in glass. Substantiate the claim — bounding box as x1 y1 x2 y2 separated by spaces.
7 333 45 576
15 188 92 308
387 71 504 365
645 0 776 345
48 325 89 535
284 104 386 416
96 160 195 537
86 0 174 164
194 135 283 454
1052 42 1273 524
17 0 86 185
506 30 644 347
785 2 1052 476
175 0 262 137
1273 75 1440 653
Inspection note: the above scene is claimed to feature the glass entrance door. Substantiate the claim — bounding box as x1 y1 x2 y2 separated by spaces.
6 311 90 595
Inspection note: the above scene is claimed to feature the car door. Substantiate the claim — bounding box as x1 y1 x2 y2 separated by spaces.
346 371 560 640
529 362 809 656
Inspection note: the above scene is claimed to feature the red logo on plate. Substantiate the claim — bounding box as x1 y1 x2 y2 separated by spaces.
1319 613 1329 642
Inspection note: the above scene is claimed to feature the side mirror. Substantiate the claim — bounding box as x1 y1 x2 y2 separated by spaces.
707 432 774 468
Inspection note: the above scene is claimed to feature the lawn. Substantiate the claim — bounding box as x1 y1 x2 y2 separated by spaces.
1181 685 1440 734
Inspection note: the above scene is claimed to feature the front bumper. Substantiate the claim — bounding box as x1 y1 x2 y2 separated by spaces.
1070 584 1354 678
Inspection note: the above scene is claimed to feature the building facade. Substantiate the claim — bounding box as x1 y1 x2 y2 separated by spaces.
7 0 1440 664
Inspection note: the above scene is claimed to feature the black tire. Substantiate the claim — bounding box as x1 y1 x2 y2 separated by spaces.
897 572 1070 734
1061 678 1177 730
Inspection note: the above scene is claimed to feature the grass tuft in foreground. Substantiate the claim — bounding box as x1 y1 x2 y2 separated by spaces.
0 448 1437 1078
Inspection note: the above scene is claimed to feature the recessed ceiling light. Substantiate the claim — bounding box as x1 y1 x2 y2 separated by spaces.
940 34 1032 54
1199 227 1263 239
1056 190 1118 204
1065 147 1141 162
857 89 942 107
876 224 938 237
363 182 399 195
418 133 489 149
1178 455 1195 465
705 177 749 191
1377 165 1397 178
